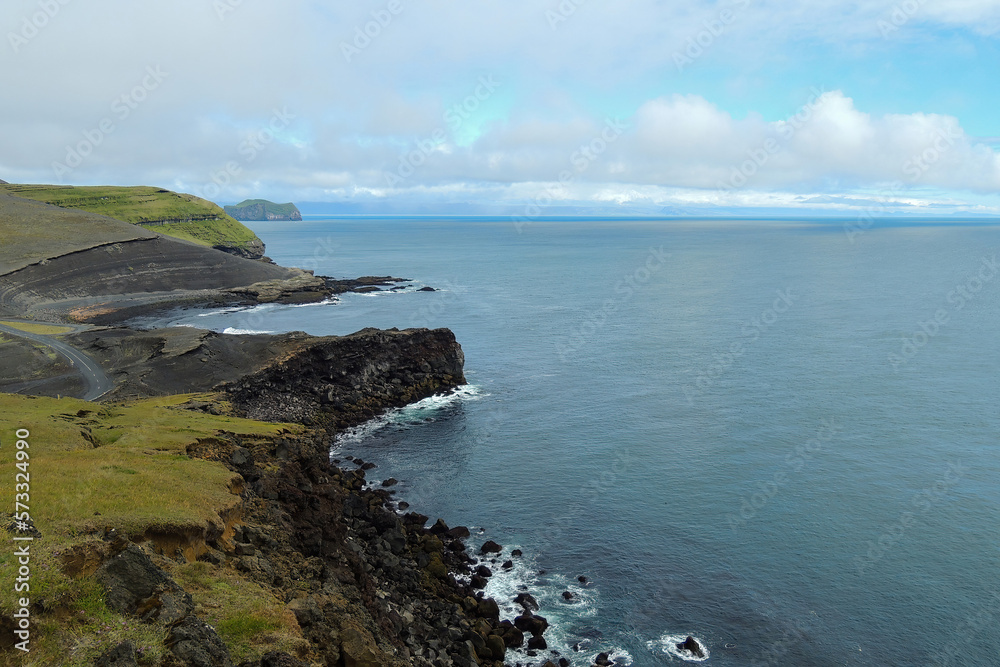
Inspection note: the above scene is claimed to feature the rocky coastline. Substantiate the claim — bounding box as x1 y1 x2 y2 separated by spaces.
73 326 570 667
0 184 579 666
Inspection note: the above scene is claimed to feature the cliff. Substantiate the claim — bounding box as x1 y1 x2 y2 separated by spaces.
0 323 519 666
0 184 267 259
225 199 303 221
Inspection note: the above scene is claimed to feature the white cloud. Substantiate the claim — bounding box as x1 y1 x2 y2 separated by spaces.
0 0 997 213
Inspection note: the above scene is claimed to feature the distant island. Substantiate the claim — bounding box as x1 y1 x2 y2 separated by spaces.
225 198 302 221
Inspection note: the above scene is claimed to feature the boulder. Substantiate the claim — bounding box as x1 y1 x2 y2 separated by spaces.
94 641 137 667
260 653 311 667
446 526 471 539
94 545 193 625
165 616 233 667
514 592 539 611
480 540 502 554
677 635 705 658
514 612 548 636
485 634 507 661
340 624 382 667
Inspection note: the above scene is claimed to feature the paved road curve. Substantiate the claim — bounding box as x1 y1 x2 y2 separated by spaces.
0 322 113 400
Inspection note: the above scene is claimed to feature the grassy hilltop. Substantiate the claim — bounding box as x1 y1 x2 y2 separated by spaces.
0 185 264 258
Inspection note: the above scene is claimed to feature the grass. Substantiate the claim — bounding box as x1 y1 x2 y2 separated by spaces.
0 184 262 252
172 562 304 662
0 321 74 335
0 392 308 666
0 188 152 276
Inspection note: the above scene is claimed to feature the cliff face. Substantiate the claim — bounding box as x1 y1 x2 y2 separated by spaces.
225 199 303 221
225 327 466 429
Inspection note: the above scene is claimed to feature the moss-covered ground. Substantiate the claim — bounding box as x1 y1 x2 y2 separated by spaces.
0 393 306 666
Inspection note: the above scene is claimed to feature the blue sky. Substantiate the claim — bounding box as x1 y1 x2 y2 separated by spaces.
1 0 998 215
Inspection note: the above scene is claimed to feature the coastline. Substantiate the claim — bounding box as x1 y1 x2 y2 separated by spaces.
0 194 547 666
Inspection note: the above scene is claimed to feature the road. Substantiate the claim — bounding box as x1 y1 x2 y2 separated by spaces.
0 321 113 401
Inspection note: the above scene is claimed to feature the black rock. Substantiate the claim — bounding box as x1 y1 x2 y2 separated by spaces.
470 575 487 590
593 652 614 666
514 612 549 636
480 540 502 554
260 651 311 667
511 549 523 557
502 560 514 569
381 478 398 487
446 526 471 539
94 641 137 667
562 591 574 600
166 616 233 666
514 592 539 611
429 518 450 534
94 545 193 625
418 286 436 291
578 575 588 583
475 565 493 578
677 635 705 658
527 635 548 650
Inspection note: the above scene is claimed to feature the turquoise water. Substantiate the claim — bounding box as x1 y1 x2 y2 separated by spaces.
163 218 1000 666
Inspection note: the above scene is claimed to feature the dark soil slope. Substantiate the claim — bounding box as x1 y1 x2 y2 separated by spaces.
0 235 301 322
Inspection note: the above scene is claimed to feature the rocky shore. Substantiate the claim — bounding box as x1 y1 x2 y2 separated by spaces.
0 184 580 666
74 329 569 666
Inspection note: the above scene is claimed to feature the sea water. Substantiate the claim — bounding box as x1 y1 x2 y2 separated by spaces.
160 218 1000 666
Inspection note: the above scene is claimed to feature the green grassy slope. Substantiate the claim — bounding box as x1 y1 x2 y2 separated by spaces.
0 185 263 255
0 392 305 666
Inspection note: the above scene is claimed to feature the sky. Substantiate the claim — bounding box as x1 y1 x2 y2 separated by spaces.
1 0 999 215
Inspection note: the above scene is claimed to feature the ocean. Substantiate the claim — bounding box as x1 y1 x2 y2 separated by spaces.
159 217 1000 666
